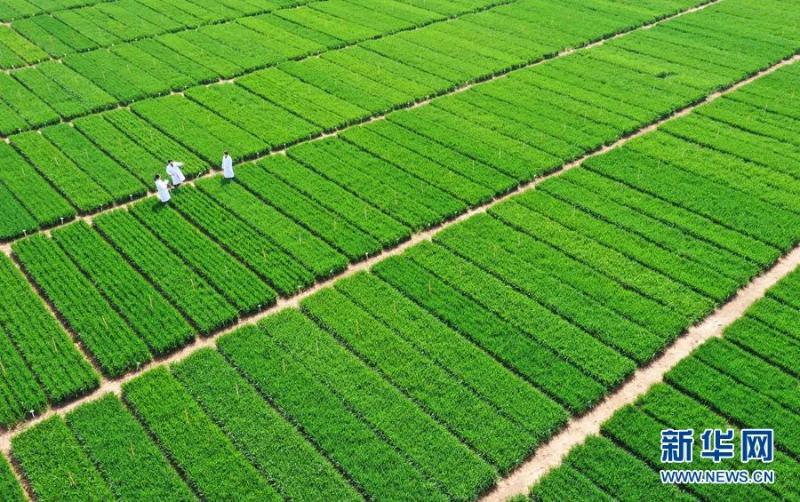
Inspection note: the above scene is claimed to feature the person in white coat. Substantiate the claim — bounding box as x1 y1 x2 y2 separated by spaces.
166 160 186 186
221 151 234 179
155 174 170 203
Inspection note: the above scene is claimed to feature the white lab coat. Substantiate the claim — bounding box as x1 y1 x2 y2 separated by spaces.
222 155 234 179
155 179 170 203
166 162 186 186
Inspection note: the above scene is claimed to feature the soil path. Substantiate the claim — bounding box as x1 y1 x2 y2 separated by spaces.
481 245 800 501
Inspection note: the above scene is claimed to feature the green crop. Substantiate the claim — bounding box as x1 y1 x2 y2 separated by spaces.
13 234 151 376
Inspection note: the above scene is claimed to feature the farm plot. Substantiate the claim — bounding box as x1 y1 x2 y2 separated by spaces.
0 0 795 404
531 266 800 501
0 3 736 234
8 47 800 502
0 254 96 425
12 234 152 377
1 2 800 501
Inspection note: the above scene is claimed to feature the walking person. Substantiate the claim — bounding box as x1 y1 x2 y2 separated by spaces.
221 151 235 179
166 160 186 186
155 174 171 203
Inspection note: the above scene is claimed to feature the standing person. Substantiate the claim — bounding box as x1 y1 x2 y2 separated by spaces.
166 160 186 186
155 174 170 203
221 151 234 179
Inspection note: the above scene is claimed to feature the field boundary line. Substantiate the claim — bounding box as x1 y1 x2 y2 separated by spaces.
1 48 797 461
480 244 800 501
0 0 721 242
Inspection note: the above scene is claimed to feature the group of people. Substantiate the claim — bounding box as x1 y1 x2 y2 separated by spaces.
155 152 235 203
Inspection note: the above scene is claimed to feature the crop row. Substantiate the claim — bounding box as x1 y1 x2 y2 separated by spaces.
2 0 797 418
168 185 316 295
93 210 237 334
0 0 780 241
531 265 800 501
12 0 294 56
8 60 800 501
0 0 121 22
0 255 97 426
53 222 195 355
0 0 720 197
0 0 505 132
128 198 276 315
12 176 796 499
12 234 152 377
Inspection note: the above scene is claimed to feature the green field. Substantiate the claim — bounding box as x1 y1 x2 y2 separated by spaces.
0 0 798 500
531 266 800 501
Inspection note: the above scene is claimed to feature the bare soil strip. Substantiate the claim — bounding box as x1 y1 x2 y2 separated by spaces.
482 244 800 502
0 0 721 241
1 49 797 466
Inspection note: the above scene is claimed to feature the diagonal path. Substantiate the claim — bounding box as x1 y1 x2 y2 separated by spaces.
1 48 796 460
0 0 722 245
481 244 800 501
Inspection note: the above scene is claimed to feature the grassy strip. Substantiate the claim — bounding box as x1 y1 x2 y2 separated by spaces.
169 186 314 295
10 131 111 213
199 177 348 279
541 176 758 281
66 394 196 501
565 436 694 502
172 349 362 502
639 384 800 494
185 83 317 149
218 325 449 501
237 157 381 260
666 357 800 458
434 214 667 362
52 222 194 355
12 417 114 501
41 124 146 202
514 188 736 301
491 201 713 320
563 168 779 266
335 272 568 437
13 234 151 376
266 152 408 246
0 255 98 403
73 114 166 185
132 95 263 163
407 242 636 387
341 124 494 206
373 255 606 413
0 323 47 428
122 368 280 501
94 210 237 334
301 288 529 474
289 138 464 230
130 198 276 315
264 309 498 497
584 147 800 250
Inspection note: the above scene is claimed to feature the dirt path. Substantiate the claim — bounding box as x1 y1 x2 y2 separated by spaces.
481 244 800 501
0 0 723 244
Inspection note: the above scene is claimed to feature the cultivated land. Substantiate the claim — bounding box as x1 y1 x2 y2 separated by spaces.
0 0 798 500
529 265 800 501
